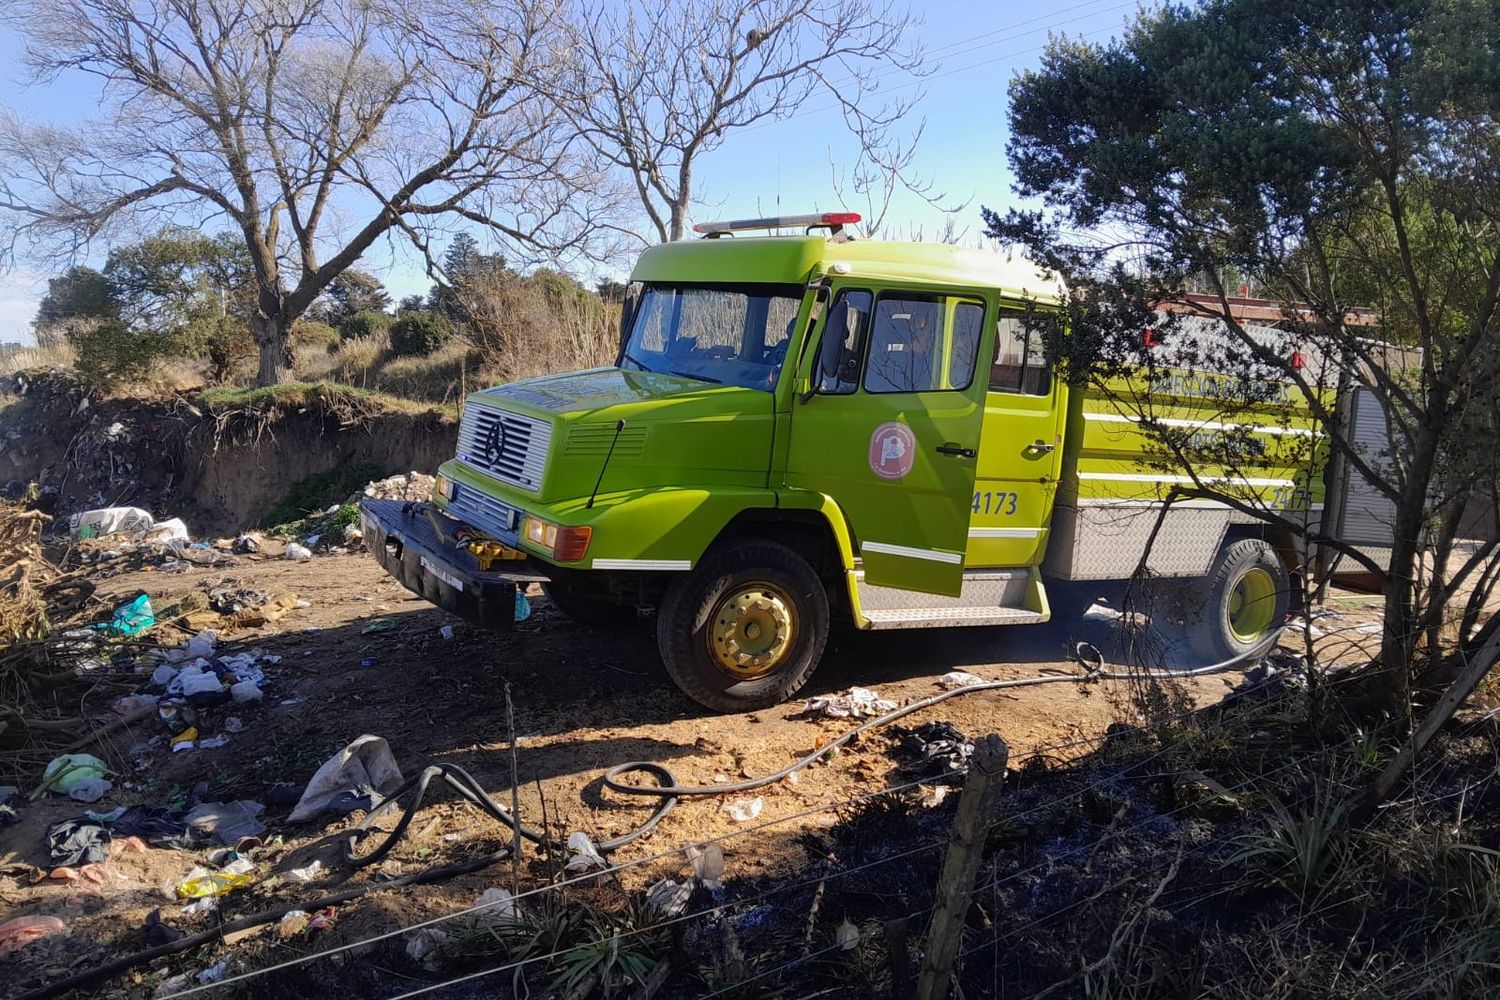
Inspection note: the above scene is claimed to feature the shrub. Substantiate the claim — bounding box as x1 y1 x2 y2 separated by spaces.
66 319 184 387
292 320 341 354
389 310 454 358
340 310 394 342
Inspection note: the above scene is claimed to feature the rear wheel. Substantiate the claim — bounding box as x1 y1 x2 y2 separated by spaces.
541 581 639 627
657 538 830 713
1184 538 1290 663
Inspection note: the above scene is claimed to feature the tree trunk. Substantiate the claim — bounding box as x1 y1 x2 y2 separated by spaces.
252 313 294 387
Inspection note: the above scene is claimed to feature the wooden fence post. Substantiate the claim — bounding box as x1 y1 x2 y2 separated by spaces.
916 733 1009 1000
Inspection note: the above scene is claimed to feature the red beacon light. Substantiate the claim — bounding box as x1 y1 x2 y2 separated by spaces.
692 212 862 237
1290 350 1307 370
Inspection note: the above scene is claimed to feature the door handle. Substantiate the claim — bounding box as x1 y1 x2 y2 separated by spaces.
1026 439 1056 453
936 442 977 459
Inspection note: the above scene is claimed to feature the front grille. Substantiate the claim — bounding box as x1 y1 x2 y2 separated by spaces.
448 485 523 543
456 402 552 493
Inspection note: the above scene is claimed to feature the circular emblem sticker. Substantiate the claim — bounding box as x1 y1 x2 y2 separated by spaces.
868 422 917 480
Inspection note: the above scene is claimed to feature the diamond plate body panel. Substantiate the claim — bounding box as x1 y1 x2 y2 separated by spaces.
856 570 1029 611
456 402 552 493
1043 503 1228 580
864 606 1046 629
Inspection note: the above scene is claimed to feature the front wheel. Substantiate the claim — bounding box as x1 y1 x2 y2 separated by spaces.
1184 538 1291 664
657 538 830 713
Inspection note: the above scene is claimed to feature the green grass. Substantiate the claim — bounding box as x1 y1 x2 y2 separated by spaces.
262 466 385 530
195 380 446 415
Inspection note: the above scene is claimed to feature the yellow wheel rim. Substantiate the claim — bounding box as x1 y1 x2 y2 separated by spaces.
1227 567 1277 641
708 583 798 679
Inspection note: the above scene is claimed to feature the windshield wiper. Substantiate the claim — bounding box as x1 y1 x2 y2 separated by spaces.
671 368 723 385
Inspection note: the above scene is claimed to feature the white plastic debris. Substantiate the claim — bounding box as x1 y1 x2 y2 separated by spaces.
72 506 155 540
148 518 191 544
837 919 861 951
168 666 223 699
278 910 310 938
564 832 609 872
285 543 312 561
343 523 363 544
687 843 725 886
286 860 323 883
67 776 113 803
196 735 229 749
473 887 516 929
183 631 217 660
405 927 449 969
196 956 231 983
151 664 180 688
645 878 693 916
919 785 951 808
304 534 321 548
229 680 263 704
799 686 896 719
939 671 984 689
725 797 763 822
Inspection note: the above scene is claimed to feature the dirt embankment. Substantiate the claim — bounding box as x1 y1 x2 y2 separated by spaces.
0 373 457 534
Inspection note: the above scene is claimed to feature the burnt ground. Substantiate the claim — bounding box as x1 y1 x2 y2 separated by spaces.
0 550 1394 999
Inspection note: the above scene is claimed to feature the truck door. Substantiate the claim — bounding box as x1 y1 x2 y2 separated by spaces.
967 307 1069 567
785 287 994 597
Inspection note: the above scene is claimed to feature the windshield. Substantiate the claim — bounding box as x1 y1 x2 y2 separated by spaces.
620 283 804 391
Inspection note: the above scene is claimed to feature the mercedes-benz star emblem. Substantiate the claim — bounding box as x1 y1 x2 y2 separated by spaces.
481 419 507 465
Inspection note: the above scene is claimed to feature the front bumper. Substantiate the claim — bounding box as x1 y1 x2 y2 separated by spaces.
360 499 550 630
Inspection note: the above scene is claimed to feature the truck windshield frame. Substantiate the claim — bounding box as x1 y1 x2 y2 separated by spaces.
619 282 806 392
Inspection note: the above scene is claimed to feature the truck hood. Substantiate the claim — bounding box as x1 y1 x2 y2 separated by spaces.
470 367 775 500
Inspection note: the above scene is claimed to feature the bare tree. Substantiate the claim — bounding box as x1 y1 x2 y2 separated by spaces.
561 0 927 243
0 0 609 385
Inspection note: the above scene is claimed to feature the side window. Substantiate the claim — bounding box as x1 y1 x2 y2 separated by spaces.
815 289 872 395
990 309 1052 396
949 301 984 391
865 294 946 393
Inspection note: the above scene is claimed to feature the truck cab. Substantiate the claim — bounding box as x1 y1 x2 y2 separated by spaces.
362 213 1312 711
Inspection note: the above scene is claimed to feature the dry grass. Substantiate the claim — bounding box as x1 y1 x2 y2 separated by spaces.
0 342 77 377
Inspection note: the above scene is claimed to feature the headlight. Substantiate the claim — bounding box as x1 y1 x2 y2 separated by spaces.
433 473 455 502
520 515 592 562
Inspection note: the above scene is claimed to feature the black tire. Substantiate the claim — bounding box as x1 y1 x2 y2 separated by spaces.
657 538 830 713
541 581 639 627
1183 538 1291 664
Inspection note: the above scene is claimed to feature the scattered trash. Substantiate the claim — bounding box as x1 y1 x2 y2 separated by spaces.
197 735 230 749
72 506 154 540
938 671 984 689
151 518 191 544
361 618 397 634
171 728 200 751
230 680 263 704
893 722 973 784
33 754 111 801
168 666 224 700
181 896 218 915
405 926 449 969
645 878 693 916
111 805 193 849
47 818 112 865
439 624 455 640
688 842 725 887
232 534 261 555
1356 621 1384 634
284 542 312 561
473 887 516 929
343 523 363 544
196 955 231 983
277 910 310 938
725 797 764 822
307 907 338 932
176 867 254 898
798 686 897 719
151 663 179 688
515 591 532 622
287 735 404 823
286 860 324 883
184 801 267 845
565 832 609 872
224 716 245 733
89 593 156 636
0 915 68 959
837 918 861 950
181 630 217 659
359 657 377 668
143 908 185 946
112 693 160 715
912 785 948 809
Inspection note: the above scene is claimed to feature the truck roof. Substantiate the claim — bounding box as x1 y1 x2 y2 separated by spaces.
630 235 1060 304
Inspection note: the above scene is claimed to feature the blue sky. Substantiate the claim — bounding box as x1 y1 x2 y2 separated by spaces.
0 0 1142 343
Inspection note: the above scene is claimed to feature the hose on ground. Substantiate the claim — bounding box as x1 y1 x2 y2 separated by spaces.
24 630 1285 1000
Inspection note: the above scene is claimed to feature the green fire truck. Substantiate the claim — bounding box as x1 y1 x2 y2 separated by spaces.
361 212 1321 712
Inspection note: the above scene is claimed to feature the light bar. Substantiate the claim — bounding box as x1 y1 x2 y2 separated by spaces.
692 211 862 235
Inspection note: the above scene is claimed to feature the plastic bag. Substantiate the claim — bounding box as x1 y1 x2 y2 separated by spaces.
32 753 110 800
176 869 254 898
90 594 154 637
